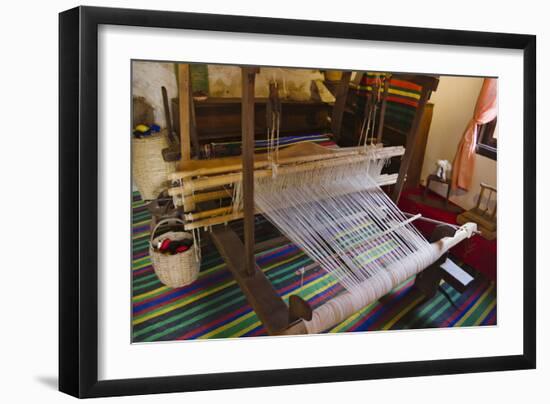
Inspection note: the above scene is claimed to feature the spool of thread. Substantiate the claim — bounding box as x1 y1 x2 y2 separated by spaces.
133 123 159 138
157 238 193 255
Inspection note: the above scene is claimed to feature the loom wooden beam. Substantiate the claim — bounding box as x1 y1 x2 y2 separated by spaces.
169 143 406 183
289 295 313 322
210 227 289 333
189 94 200 158
178 64 192 162
169 155 402 197
391 76 439 203
170 146 364 180
182 189 230 211
242 67 259 276
184 212 246 230
210 227 307 335
184 206 233 221
331 71 352 142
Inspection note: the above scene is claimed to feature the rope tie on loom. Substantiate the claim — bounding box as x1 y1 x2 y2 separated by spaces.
191 227 202 263
266 78 281 178
358 74 383 148
231 181 243 213
182 176 202 262
172 178 185 208
267 109 280 178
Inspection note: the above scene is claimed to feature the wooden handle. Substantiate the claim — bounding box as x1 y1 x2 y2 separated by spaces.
480 182 497 192
150 217 186 245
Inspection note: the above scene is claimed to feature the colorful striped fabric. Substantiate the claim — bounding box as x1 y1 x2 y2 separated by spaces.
202 133 336 158
357 73 423 133
132 192 496 342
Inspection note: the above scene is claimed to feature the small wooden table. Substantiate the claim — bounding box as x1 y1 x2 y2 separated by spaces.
423 174 452 207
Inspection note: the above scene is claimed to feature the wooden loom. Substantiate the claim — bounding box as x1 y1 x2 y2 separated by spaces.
166 66 472 335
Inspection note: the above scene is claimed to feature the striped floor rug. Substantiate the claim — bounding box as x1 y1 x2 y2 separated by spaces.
132 193 496 342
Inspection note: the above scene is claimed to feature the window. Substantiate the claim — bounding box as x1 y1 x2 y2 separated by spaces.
476 117 497 160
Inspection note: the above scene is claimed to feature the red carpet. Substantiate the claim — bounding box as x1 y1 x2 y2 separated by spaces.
398 187 497 281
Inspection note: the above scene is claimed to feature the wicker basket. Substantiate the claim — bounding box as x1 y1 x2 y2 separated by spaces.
132 130 176 201
149 218 200 288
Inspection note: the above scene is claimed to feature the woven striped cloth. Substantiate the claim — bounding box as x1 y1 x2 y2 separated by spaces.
202 133 336 158
132 192 496 342
356 73 423 133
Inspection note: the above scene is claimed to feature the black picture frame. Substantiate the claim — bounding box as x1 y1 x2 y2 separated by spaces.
59 5 536 398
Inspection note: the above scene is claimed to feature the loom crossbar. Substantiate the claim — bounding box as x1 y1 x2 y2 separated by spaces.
169 143 404 181
168 151 402 197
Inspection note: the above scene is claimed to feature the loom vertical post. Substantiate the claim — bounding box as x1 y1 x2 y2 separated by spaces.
391 76 438 203
242 66 259 276
178 63 191 162
189 91 200 158
331 71 352 143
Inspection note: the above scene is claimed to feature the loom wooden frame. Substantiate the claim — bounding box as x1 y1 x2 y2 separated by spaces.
59 5 536 398
199 68 434 336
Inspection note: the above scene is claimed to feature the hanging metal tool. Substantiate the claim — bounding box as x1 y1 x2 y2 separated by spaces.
162 86 179 145
161 85 181 162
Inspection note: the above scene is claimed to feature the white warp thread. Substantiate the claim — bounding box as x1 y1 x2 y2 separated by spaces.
303 224 476 333
254 158 477 333
255 159 433 291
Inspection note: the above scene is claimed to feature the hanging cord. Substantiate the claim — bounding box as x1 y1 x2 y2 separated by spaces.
369 75 382 146
191 227 202 263
275 102 281 164
267 80 281 176
358 99 372 147
231 181 243 213
358 74 382 148
187 178 202 264
266 80 274 162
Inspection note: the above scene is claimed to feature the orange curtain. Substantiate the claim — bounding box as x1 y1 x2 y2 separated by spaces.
451 78 498 191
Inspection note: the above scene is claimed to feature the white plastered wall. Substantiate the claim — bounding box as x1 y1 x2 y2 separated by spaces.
420 76 497 210
132 61 325 129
